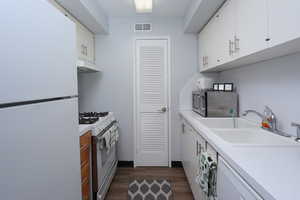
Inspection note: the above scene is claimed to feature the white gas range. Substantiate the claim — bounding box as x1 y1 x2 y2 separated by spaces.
79 112 118 200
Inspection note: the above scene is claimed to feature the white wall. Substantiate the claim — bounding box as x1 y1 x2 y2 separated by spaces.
78 17 198 161
220 52 300 136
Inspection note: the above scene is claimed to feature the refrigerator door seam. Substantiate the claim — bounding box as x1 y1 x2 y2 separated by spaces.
0 95 78 109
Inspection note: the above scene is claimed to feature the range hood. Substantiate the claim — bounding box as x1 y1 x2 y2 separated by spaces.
77 60 103 73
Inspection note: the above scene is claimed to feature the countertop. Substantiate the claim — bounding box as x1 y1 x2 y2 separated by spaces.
180 110 300 200
79 124 94 136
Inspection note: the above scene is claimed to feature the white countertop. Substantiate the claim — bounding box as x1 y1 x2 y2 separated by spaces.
180 110 300 200
79 124 94 136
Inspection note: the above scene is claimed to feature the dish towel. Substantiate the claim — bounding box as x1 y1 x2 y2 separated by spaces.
110 126 119 147
103 131 112 153
195 151 218 200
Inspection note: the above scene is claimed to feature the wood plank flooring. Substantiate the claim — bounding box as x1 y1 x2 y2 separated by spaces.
105 167 194 200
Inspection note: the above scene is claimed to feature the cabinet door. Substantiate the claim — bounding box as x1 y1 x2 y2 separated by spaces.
206 14 221 68
199 11 223 70
87 33 95 63
217 157 263 200
182 123 198 189
181 122 191 180
80 131 92 200
268 0 300 47
199 25 210 69
216 0 236 64
198 32 205 71
77 25 95 63
235 0 268 57
190 131 205 200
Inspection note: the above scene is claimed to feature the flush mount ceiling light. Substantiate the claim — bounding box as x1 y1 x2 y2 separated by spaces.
134 0 153 13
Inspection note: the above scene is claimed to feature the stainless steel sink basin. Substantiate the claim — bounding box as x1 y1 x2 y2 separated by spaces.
212 128 299 146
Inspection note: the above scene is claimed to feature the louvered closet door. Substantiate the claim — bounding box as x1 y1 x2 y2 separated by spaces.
136 39 169 166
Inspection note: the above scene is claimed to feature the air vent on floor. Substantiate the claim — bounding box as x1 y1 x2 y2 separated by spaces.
134 23 152 32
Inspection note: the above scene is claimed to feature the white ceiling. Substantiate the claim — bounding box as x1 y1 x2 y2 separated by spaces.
96 0 193 17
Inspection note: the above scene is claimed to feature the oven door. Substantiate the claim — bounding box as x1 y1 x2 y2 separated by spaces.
96 136 116 186
94 125 119 200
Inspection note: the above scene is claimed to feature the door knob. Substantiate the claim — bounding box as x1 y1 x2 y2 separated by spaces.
158 107 167 113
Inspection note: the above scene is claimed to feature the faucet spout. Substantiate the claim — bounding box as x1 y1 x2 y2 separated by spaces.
242 110 265 119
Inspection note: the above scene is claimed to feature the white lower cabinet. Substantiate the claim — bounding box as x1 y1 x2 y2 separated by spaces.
181 119 265 200
181 121 215 200
217 157 263 200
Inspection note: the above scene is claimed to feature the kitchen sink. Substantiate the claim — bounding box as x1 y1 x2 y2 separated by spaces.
198 118 258 129
212 129 300 146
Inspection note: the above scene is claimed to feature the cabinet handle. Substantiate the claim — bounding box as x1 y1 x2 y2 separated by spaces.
81 45 88 56
196 141 202 156
234 36 240 52
229 40 234 56
203 56 207 67
205 56 208 66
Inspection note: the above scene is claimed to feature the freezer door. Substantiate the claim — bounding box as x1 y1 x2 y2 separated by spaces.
0 98 81 200
0 0 77 104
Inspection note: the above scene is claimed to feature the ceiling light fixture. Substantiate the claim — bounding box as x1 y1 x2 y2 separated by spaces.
134 0 153 13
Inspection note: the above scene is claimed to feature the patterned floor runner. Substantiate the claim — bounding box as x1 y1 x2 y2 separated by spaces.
128 179 173 200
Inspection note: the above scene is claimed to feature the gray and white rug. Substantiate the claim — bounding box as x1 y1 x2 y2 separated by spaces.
128 179 173 200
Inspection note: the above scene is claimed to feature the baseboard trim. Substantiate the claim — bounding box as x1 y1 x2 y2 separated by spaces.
117 161 183 168
171 161 183 168
118 161 134 168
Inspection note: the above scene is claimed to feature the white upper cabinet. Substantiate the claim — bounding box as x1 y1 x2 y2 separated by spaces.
215 0 236 64
203 15 218 69
198 25 210 70
199 10 222 70
199 0 300 72
50 0 99 72
77 24 95 63
198 30 205 70
268 0 300 47
235 0 268 57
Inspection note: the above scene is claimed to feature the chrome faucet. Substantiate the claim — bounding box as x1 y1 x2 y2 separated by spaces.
242 109 265 119
291 122 300 142
242 106 289 137
263 106 278 133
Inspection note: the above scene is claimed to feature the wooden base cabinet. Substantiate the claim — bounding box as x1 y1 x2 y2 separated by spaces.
80 131 92 200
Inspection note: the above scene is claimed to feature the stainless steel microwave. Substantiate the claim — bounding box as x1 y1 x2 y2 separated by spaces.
192 90 238 117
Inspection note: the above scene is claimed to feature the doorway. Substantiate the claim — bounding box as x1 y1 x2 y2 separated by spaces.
134 38 171 167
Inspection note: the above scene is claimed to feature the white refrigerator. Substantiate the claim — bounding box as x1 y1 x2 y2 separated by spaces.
0 1 81 200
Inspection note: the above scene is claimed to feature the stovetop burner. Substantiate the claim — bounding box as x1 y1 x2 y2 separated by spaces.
79 112 109 124
79 117 99 124
79 112 109 118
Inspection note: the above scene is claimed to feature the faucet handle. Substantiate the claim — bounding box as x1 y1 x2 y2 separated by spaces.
291 122 300 139
291 122 300 127
264 106 275 117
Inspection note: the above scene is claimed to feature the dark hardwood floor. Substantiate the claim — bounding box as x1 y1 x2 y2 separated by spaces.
105 167 194 200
